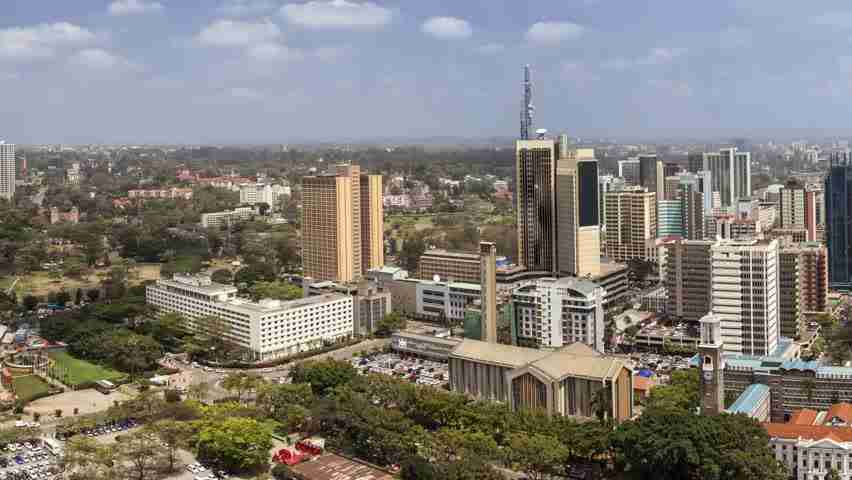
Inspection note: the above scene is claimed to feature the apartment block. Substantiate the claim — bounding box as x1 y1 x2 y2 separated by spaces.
604 187 657 262
302 165 383 282
0 142 14 200
663 239 713 323
511 277 606 353
146 274 353 361
200 207 255 228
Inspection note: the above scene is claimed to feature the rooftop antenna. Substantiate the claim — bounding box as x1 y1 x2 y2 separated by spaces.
520 65 534 140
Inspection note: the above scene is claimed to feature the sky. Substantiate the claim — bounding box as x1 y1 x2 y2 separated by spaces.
2 0 852 144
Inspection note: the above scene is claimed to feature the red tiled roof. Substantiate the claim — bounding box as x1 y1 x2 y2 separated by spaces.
764 423 852 442
826 403 852 425
789 409 819 426
632 376 654 392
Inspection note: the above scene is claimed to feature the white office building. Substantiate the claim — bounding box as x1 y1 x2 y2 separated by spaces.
510 277 607 353
416 280 480 323
146 274 353 361
200 207 255 228
0 142 14 200
703 147 751 207
711 239 779 356
239 183 291 207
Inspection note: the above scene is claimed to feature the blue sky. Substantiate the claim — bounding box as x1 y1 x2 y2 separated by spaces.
2 0 852 144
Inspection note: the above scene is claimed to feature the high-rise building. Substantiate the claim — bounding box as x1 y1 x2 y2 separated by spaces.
703 147 751 207
618 158 640 186
826 151 852 290
663 239 713 323
302 165 383 282
679 176 706 240
711 239 779 357
359 174 384 273
556 147 601 277
778 243 828 340
0 142 14 201
688 152 704 173
598 175 625 227
638 154 658 194
656 161 680 202
516 138 558 272
604 187 657 262
480 242 498 344
657 200 682 238
510 277 606 352
779 180 818 242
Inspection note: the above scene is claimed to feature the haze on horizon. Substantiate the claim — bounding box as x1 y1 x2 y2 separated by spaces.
2 0 852 145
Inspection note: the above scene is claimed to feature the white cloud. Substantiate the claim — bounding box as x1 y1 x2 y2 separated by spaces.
281 0 392 30
218 0 277 16
474 43 505 55
68 48 136 70
525 21 584 46
0 22 95 59
196 19 281 47
421 17 472 39
811 12 852 28
603 47 687 70
313 46 351 61
108 0 164 16
230 87 264 100
247 42 304 62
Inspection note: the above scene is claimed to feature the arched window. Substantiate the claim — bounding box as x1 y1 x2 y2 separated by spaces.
704 355 712 366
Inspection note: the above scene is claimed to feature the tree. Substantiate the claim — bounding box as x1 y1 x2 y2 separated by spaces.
291 359 357 396
221 372 262 403
74 288 83 305
56 289 71 306
398 234 426 273
375 312 407 337
114 431 169 480
62 435 118 480
146 420 194 473
196 417 274 473
271 463 298 480
22 294 39 311
234 263 276 288
827 467 842 480
644 369 699 413
247 281 302 302
505 432 569 480
611 409 787 480
86 289 100 303
210 268 233 284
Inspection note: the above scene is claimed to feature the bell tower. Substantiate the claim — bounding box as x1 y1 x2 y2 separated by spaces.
699 313 725 415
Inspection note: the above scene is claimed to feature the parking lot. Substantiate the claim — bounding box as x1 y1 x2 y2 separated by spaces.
350 352 449 388
0 440 61 480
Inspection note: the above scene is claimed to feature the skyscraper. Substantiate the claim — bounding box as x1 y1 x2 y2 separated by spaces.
516 138 558 272
663 239 713 323
826 151 852 290
598 175 625 227
359 174 385 273
618 158 640 186
703 147 751 207
556 147 601 277
302 164 383 282
604 187 657 262
519 65 533 140
779 180 818 242
638 154 658 194
777 243 828 341
711 238 779 357
656 161 680 202
0 142 14 201
687 152 704 173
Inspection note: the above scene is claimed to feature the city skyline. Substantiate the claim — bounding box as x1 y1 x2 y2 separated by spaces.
6 1 852 144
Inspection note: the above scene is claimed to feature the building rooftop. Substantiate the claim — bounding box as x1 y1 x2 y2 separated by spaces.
727 384 771 416
764 422 852 443
157 275 237 296
392 331 462 348
421 249 480 260
451 339 627 382
223 293 348 315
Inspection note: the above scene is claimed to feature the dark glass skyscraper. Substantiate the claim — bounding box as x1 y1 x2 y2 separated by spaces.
826 151 852 290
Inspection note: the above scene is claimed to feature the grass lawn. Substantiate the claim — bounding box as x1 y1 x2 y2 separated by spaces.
0 263 161 299
48 351 125 386
12 375 51 402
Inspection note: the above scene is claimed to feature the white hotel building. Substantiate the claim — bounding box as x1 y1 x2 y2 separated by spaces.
146 274 353 361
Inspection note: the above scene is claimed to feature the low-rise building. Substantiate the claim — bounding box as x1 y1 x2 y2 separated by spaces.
146 274 353 362
128 188 194 200
239 183 290 207
449 340 633 422
417 249 481 284
200 207 255 228
304 280 391 336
